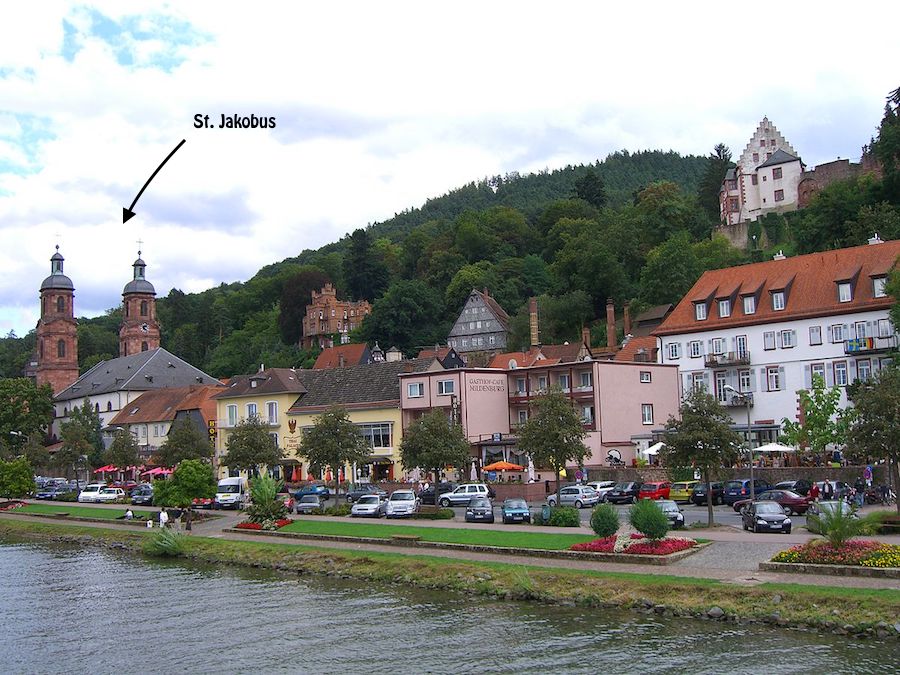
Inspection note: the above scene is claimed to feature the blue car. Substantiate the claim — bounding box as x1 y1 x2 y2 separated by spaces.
500 498 531 524
293 483 331 500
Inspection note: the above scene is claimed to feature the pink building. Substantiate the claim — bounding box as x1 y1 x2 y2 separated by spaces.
399 360 680 471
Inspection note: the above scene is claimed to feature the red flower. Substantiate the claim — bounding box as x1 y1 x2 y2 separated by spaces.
571 536 616 552
235 522 263 530
624 538 695 555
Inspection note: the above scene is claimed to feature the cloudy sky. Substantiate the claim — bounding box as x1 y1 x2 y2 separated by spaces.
1 1 897 337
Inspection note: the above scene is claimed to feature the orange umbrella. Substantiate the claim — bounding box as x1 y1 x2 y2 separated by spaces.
482 460 525 471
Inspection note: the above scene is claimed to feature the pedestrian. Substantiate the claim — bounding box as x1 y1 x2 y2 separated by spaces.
158 507 169 529
822 480 834 501
146 517 153 529
172 508 182 532
809 482 820 502
124 508 134 520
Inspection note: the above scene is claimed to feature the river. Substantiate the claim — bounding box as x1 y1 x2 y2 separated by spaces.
0 542 894 674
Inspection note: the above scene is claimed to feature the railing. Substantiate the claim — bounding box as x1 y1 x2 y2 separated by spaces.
704 351 751 367
723 392 753 408
844 335 898 354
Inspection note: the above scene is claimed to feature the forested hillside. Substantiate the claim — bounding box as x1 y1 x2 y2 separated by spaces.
2 95 899 381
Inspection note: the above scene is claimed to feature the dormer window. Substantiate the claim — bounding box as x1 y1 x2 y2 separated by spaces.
772 291 785 311
718 299 731 318
743 295 756 315
838 282 852 303
694 303 707 321
873 277 887 298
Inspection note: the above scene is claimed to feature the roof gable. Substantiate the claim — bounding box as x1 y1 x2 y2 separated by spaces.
213 367 308 400
757 148 800 168
108 384 223 425
313 343 372 369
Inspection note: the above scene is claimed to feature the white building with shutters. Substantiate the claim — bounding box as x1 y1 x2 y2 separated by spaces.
653 238 899 446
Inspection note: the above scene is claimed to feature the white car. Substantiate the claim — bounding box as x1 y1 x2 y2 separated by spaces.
350 494 386 518
95 487 126 503
438 483 491 507
547 485 600 508
385 490 419 518
77 483 107 503
586 481 617 501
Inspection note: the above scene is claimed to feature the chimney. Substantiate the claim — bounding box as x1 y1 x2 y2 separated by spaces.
773 250 786 261
868 233 884 245
529 297 539 347
338 353 345 368
624 304 632 336
581 326 590 347
483 287 489 297
606 298 616 349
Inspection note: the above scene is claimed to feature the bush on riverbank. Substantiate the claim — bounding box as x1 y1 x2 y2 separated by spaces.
629 499 668 540
143 527 186 557
590 504 619 538
772 541 900 568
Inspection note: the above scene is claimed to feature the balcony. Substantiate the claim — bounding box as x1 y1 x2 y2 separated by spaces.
844 335 898 355
704 351 751 368
722 392 753 408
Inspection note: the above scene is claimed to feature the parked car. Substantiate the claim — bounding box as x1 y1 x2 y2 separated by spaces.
586 481 617 501
741 501 792 533
465 497 495 523
95 487 126 503
385 490 419 518
774 479 812 496
293 483 331 501
669 481 699 503
690 481 725 506
500 498 531 524
418 482 458 505
295 495 325 514
345 484 387 503
638 482 671 500
36 485 69 500
723 479 773 506
806 500 858 533
192 496 215 509
350 494 386 518
131 484 154 506
656 499 685 529
77 483 107 503
606 482 642 504
732 489 811 515
438 484 491 507
814 481 851 500
547 485 600 508
111 480 138 495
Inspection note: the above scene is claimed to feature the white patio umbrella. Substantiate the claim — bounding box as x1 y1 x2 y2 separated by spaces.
470 460 478 481
527 456 535 482
645 441 666 456
754 442 796 453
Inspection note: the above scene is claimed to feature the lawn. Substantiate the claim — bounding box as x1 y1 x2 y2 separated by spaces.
279 519 598 550
18 503 156 520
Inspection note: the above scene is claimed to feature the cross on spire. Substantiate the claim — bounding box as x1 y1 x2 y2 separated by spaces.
136 238 143 257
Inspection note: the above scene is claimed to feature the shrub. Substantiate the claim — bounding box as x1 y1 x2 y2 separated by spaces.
807 505 877 546
548 506 580 527
868 510 900 535
245 475 288 524
628 499 669 540
413 508 455 520
589 503 620 538
142 527 186 557
323 504 352 517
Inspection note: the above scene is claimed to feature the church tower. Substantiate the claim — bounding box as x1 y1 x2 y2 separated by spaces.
119 251 160 357
36 246 79 394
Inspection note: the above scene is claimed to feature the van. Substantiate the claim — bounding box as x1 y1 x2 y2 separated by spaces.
215 477 248 509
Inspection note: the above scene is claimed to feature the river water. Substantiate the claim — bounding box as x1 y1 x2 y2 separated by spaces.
0 542 894 674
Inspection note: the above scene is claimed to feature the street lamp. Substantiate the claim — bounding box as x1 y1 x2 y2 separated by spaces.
724 385 755 501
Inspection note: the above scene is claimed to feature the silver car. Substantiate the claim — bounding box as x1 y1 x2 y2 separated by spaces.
385 490 419 518
350 494 386 518
547 485 600 508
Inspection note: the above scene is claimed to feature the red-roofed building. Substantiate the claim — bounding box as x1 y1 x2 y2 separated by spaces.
615 336 658 363
654 238 899 445
313 343 373 369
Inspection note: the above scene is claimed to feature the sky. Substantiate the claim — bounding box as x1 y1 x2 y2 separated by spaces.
1 1 898 337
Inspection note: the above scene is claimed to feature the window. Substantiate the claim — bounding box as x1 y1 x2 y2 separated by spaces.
811 363 825 383
57 339 66 358
728 197 739 212
838 282 852 303
640 371 651 383
855 321 867 340
226 404 238 427
56 296 64 312
689 341 703 358
641 404 654 425
767 366 781 391
246 403 258 419
140 300 148 316
772 291 785 311
857 359 872 382
751 174 758 186
753 152 759 163
516 378 526 394
726 179 737 190
770 139 776 146
579 371 593 388
691 372 706 391
667 343 681 360
488 336 495 345
582 406 594 424
780 330 795 348
407 382 424 398
774 189 784 202
739 369 752 392
743 295 756 315
711 337 726 354
773 167 783 180
718 299 731 317
141 341 148 352
359 423 392 449
809 326 822 345
266 401 278 424
873 277 887 298
830 324 846 342
834 361 848 387
558 374 570 391
878 318 892 338
736 335 748 358
517 410 527 424
763 331 776 350
760 140 766 148
715 371 727 402
694 303 707 320
537 376 547 391
437 380 455 396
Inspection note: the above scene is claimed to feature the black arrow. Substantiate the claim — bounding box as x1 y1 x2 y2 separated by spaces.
123 139 186 224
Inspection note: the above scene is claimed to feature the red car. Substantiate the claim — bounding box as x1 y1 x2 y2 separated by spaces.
638 481 671 500
731 489 811 515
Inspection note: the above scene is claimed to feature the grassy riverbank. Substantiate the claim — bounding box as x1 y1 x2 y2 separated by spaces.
1 518 897 639
16 503 156 520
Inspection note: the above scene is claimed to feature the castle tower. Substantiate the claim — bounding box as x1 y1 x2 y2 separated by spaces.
119 251 160 356
35 247 79 394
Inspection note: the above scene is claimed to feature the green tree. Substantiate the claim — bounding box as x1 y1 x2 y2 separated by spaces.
155 418 213 466
697 143 733 222
780 375 845 465
661 388 741 526
638 231 703 306
874 84 900 202
517 387 589 505
573 168 608 209
343 228 389 301
399 409 471 499
21 433 51 473
152 459 216 530
55 423 91 481
299 406 372 498
0 457 35 498
0 378 54 454
847 365 900 514
445 262 498 314
66 400 104 462
221 416 283 475
692 234 747 271
104 428 140 471
357 280 447 356
888 267 900 331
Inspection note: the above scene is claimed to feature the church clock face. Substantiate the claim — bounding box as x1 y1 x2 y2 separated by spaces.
140 323 150 333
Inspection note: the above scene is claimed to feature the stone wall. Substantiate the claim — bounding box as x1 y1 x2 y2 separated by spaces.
586 465 889 485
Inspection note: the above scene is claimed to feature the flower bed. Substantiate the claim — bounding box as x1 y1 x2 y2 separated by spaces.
235 518 293 531
0 500 26 511
571 533 697 556
772 541 900 568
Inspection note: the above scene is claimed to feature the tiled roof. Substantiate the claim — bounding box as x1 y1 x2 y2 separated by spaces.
488 349 551 369
108 384 224 425
757 148 800 169
634 304 672 323
417 346 451 359
474 289 510 330
54 348 220 402
614 336 659 363
655 240 900 336
540 342 587 363
288 358 438 411
213 367 308 400
313 343 371 369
